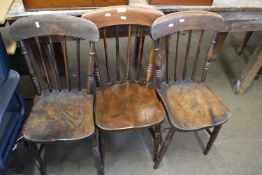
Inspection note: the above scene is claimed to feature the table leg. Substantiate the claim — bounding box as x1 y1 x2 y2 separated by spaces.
234 42 262 94
237 31 253 55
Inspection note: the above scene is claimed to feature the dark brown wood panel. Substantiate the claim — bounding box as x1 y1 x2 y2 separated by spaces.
149 0 213 5
96 82 165 131
23 0 128 10
158 82 230 131
22 90 95 142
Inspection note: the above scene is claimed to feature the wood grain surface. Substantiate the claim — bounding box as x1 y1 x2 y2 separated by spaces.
96 83 165 131
22 90 95 142
151 11 229 40
158 82 230 131
82 5 164 28
10 14 99 42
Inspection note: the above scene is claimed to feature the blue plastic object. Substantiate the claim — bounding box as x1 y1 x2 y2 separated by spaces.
0 33 26 174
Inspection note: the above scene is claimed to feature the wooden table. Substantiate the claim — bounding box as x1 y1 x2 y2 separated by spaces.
5 0 262 94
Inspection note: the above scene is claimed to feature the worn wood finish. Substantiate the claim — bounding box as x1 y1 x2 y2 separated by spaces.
82 6 164 28
83 7 165 167
22 90 95 142
10 14 99 42
96 83 165 131
10 14 103 175
152 11 230 168
151 11 229 40
22 0 128 10
158 82 230 131
234 41 262 94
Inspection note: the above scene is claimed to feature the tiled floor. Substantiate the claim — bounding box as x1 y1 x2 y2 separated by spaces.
6 32 262 175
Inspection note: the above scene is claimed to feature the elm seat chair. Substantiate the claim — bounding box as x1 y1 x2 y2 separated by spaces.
82 6 166 163
10 14 104 175
151 11 231 168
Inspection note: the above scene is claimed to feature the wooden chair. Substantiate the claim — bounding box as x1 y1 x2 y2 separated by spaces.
10 14 104 175
82 6 165 163
151 11 231 168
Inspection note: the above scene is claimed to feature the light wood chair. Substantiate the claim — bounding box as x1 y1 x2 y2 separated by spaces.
82 6 166 164
151 11 231 169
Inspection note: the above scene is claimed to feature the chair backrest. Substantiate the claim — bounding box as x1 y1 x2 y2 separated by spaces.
82 6 164 86
151 11 229 87
10 14 99 95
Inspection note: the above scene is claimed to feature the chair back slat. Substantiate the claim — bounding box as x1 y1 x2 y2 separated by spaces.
151 11 229 85
201 32 218 82
19 40 42 95
87 42 96 93
136 26 144 81
34 36 52 91
94 52 101 86
115 26 120 81
191 30 204 80
10 14 99 95
76 38 81 90
174 32 180 81
48 36 61 90
126 25 132 80
146 44 154 83
182 30 192 80
61 36 71 90
102 28 111 83
165 36 169 84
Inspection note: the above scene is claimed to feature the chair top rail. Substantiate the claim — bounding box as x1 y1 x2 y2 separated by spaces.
151 11 229 40
82 5 164 28
10 14 99 42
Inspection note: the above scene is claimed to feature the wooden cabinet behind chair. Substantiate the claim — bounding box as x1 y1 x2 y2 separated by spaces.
148 0 213 5
23 0 128 10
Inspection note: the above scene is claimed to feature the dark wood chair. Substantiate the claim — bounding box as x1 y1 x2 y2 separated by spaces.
82 6 166 164
10 14 104 175
151 11 231 168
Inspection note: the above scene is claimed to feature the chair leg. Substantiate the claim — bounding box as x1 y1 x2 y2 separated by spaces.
91 135 104 175
204 125 222 155
237 31 253 55
98 129 104 164
29 143 45 175
153 125 161 161
153 128 175 169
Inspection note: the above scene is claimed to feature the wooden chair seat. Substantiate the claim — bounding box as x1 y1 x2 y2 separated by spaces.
158 82 230 131
22 90 95 142
95 83 165 131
